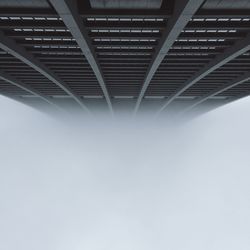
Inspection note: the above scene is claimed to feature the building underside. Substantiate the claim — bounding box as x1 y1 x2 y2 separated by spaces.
0 0 250 119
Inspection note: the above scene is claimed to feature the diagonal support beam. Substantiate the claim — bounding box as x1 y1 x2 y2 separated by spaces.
179 71 250 115
0 92 69 119
0 30 90 114
49 0 114 115
179 92 250 123
133 0 205 115
0 69 66 113
0 92 51 114
156 32 250 116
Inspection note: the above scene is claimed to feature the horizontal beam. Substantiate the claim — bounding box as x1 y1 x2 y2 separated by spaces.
7 31 71 38
19 40 159 47
85 21 166 29
186 21 250 30
0 30 90 114
156 32 250 115
90 32 162 39
1 8 250 18
178 32 245 40
0 19 64 29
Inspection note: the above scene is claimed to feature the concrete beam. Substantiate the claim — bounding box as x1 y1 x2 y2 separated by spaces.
0 92 62 117
0 69 66 113
180 92 250 123
49 0 114 115
133 0 205 115
180 71 250 115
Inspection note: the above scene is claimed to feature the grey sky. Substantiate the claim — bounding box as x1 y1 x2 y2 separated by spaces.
0 95 250 250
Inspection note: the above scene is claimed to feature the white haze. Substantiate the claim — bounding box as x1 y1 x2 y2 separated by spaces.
0 95 250 250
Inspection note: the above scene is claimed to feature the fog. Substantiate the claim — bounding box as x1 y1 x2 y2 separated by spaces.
0 95 250 250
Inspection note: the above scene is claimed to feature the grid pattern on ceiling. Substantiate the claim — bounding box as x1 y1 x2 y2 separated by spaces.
87 16 167 97
148 18 250 98
1 17 104 97
0 0 250 117
0 49 66 96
